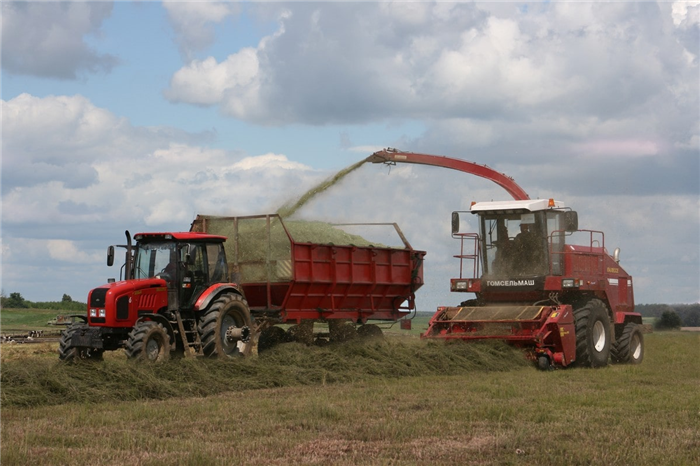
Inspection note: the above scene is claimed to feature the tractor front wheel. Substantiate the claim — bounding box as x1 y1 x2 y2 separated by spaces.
199 293 253 358
125 321 171 362
611 323 644 364
573 299 611 368
58 323 104 362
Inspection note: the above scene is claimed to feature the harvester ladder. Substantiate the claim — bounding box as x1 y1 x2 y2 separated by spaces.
453 233 480 279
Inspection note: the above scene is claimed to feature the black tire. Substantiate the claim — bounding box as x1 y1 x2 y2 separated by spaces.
357 323 384 340
199 293 253 358
125 321 171 362
573 299 611 368
258 326 287 353
611 323 644 364
58 323 104 362
286 321 314 345
329 320 357 343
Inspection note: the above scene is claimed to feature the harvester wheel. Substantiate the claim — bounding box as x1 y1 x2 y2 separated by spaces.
258 326 287 353
611 323 644 364
125 321 171 362
199 293 253 358
357 324 384 340
573 299 611 368
58 323 104 362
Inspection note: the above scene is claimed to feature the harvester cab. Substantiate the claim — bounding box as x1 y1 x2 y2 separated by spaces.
451 199 578 289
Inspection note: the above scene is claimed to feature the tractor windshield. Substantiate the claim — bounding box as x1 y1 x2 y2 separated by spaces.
133 242 177 279
480 212 549 277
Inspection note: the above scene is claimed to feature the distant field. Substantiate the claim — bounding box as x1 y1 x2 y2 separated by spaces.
0 308 69 333
1 325 698 465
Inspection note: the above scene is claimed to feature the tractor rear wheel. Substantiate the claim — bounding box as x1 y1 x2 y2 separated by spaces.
58 323 104 362
258 326 287 353
611 323 644 364
125 321 171 362
573 299 611 368
199 293 253 358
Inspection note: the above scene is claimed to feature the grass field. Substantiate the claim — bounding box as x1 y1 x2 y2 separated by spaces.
1 324 699 465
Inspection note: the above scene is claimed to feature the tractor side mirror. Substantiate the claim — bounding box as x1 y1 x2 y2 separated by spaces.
107 246 115 267
451 212 460 235
180 244 193 265
564 211 578 232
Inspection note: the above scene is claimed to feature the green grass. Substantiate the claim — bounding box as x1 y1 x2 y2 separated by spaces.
0 308 74 332
1 332 699 465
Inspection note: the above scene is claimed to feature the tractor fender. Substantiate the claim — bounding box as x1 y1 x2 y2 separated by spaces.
135 313 176 343
193 284 244 312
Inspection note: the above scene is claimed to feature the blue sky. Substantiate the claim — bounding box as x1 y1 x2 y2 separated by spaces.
2 1 699 309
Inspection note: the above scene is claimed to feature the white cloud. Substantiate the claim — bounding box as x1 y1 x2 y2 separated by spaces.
47 240 102 264
672 0 700 27
1 2 117 79
163 0 238 60
164 1 696 132
164 49 262 112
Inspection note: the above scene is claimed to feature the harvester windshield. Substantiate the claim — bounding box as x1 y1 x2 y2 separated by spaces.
479 210 566 278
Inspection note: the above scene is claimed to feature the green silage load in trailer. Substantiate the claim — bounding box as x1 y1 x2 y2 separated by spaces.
191 215 390 283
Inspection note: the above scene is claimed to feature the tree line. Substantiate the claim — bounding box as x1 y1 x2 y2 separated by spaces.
0 292 86 312
636 303 700 329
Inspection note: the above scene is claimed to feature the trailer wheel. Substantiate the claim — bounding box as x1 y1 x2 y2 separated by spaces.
199 293 253 358
125 321 171 362
286 321 314 346
611 323 644 364
58 323 104 362
258 326 287 353
329 320 357 343
357 324 384 340
573 299 611 368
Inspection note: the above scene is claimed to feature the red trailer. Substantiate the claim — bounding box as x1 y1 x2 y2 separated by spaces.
191 214 426 348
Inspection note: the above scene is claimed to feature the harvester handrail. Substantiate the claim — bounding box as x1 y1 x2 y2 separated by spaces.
549 228 607 276
453 233 481 279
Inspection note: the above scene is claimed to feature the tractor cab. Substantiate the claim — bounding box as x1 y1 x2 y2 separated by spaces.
109 232 229 310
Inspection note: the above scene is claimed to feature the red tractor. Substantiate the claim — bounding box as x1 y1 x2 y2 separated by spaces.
368 149 644 369
59 231 253 361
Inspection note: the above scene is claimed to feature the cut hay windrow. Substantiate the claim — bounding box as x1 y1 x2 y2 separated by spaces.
0 339 528 408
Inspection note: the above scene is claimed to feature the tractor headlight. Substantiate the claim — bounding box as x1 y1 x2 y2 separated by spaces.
99 309 106 318
90 309 97 317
